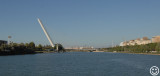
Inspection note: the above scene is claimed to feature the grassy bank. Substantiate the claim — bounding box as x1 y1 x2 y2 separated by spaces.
103 50 160 55
100 43 160 55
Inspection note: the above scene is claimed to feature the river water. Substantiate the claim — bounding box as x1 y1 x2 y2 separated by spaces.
0 52 159 76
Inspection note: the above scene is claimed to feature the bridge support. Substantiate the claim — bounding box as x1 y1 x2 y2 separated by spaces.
37 18 55 48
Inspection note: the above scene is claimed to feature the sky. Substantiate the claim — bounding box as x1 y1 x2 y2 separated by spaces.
0 0 160 48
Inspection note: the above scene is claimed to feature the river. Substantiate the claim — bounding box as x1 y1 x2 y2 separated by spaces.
0 52 159 76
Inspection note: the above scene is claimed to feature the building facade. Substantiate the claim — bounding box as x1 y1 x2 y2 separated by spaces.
152 36 160 43
120 36 160 46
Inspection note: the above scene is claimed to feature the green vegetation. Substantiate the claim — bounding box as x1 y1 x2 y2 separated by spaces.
0 42 36 55
0 42 65 56
105 43 160 54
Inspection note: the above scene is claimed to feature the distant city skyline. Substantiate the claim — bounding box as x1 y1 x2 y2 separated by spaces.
0 0 160 48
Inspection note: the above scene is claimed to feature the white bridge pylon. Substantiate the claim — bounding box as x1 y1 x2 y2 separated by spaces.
37 18 55 47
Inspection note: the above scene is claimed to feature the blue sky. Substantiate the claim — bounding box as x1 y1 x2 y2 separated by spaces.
0 0 160 48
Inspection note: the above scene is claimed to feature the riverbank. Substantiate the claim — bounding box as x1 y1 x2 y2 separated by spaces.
103 42 160 56
36 50 160 56
1 50 160 56
0 50 36 56
103 50 160 55
119 52 160 55
35 51 56 53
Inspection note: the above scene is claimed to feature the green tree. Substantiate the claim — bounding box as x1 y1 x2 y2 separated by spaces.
155 43 160 53
37 44 43 51
29 42 35 49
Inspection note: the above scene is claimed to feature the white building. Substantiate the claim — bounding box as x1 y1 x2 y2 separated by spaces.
120 37 152 46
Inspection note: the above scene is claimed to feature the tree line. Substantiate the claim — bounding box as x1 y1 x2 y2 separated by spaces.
105 43 160 53
0 42 65 55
